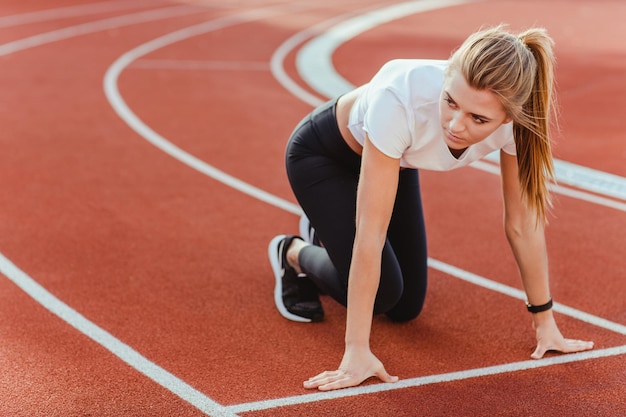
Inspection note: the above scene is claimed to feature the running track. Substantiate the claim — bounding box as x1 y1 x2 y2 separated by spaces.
0 0 624 416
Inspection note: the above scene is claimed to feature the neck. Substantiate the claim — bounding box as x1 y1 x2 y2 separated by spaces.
448 146 467 159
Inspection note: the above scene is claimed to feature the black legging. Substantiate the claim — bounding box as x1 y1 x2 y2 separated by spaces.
285 98 428 322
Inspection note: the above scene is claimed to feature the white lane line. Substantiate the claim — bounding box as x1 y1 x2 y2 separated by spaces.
0 253 238 417
428 258 626 335
269 21 329 107
103 7 303 216
471 160 626 212
269 3 401 107
0 4 207 57
291 0 626 205
296 0 473 97
484 152 626 204
225 344 626 413
132 59 269 71
552 160 626 202
0 0 170 28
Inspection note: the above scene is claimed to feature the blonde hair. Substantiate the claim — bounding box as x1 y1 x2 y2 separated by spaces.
448 25 557 222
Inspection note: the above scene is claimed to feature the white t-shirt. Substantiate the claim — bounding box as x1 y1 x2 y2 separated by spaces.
347 59 516 171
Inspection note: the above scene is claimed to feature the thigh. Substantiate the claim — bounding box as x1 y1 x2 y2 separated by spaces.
287 148 359 282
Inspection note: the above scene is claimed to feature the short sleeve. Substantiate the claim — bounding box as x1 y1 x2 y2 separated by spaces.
362 88 411 159
500 130 516 156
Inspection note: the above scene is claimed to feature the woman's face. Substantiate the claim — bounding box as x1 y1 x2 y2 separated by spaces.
439 69 511 151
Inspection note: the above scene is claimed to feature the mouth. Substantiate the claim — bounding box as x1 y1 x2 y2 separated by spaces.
445 129 465 145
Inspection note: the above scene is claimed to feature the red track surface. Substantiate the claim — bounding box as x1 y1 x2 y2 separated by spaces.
0 1 624 416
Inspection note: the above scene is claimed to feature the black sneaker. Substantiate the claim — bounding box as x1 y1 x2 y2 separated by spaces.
298 214 321 246
268 234 324 322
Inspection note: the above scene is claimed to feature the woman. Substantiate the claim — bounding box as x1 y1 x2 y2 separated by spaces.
268 25 594 391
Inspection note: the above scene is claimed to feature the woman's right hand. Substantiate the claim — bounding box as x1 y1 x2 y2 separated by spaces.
303 346 398 391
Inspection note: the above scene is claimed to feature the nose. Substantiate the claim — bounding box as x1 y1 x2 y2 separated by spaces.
449 111 464 133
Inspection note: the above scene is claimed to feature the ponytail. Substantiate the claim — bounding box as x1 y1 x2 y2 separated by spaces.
514 29 557 223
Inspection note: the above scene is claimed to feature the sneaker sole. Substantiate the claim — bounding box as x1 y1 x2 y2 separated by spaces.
268 235 312 323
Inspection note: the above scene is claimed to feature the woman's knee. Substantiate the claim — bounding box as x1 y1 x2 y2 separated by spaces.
384 301 425 322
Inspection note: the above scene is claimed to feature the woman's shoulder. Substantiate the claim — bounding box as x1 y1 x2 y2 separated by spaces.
376 59 448 81
370 59 447 101
381 58 448 69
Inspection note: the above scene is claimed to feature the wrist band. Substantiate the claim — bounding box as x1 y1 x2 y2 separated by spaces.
526 297 553 313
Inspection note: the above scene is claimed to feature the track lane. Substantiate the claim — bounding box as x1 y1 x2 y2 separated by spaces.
0 0 624 415
105 0 626 411
103 0 626 409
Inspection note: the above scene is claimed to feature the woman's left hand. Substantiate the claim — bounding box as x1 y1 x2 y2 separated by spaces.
530 310 594 359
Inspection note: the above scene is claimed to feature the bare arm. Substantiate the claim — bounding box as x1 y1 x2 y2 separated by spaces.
347 135 400 345
500 150 593 358
500 151 551 306
304 135 400 390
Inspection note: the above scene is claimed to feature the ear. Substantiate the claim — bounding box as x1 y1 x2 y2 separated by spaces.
503 116 513 124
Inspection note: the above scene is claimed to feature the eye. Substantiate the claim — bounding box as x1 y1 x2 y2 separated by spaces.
472 114 488 124
443 96 457 108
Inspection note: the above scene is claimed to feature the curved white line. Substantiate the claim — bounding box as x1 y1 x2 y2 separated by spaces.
0 0 170 28
472 160 626 211
293 0 626 205
427 258 626 335
269 2 406 107
0 5 205 57
269 23 330 107
484 152 626 203
103 7 302 215
297 0 472 97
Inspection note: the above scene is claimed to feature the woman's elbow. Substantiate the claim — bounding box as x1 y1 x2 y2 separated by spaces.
504 214 542 243
504 219 522 243
503 209 530 238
